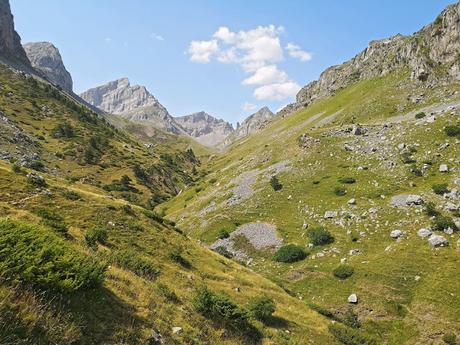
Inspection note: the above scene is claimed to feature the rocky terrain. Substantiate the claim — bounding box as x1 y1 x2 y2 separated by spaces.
23 42 73 92
175 111 234 147
80 78 185 133
280 2 460 116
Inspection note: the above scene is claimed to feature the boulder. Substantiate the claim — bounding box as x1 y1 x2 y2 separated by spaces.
428 235 449 247
347 198 356 205
324 211 338 219
439 164 449 172
172 327 183 335
348 294 358 304
390 229 404 239
417 228 432 238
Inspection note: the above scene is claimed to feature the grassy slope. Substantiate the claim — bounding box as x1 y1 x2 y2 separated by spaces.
0 64 334 344
162 70 460 344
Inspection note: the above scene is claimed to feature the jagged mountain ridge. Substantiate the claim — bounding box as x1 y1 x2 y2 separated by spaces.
280 1 460 116
23 42 73 92
175 111 234 147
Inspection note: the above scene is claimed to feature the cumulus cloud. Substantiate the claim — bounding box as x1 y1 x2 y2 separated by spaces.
150 33 165 41
187 25 310 101
254 81 301 101
286 43 312 62
242 102 257 112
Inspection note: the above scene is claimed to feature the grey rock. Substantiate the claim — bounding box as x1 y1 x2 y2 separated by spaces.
23 42 73 92
348 294 358 304
391 194 423 207
348 198 356 205
439 164 449 172
172 327 182 335
174 111 234 147
324 211 338 219
417 228 432 238
428 235 449 247
390 229 404 239
349 249 362 256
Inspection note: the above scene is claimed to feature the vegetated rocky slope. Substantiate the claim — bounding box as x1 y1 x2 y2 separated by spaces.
280 1 460 117
175 111 234 147
162 3 460 344
23 41 73 92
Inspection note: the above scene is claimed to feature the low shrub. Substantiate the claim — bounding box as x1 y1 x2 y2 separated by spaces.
28 160 45 171
85 227 108 249
444 124 460 137
432 183 449 195
333 265 354 279
169 248 191 268
443 333 457 345
217 229 230 239
342 308 361 328
432 215 458 232
401 152 416 164
338 177 356 184
214 246 233 258
424 202 440 217
270 175 283 191
156 283 179 302
328 324 376 345
111 250 159 279
35 208 68 235
415 112 426 119
308 226 335 246
334 187 347 196
247 296 275 321
309 303 341 322
0 218 106 292
62 190 81 200
273 244 307 263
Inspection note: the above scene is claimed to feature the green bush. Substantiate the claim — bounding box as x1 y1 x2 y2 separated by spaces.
35 208 68 235
308 226 335 246
169 248 191 268
444 125 460 137
111 250 159 279
155 283 179 302
415 112 426 119
247 296 275 321
214 246 233 258
443 333 457 345
334 187 347 196
12 164 23 174
424 202 440 217
273 244 307 263
28 160 45 171
270 175 283 191
62 190 81 200
52 122 75 138
333 265 354 279
0 218 106 292
338 177 356 184
432 183 449 195
401 152 416 164
432 215 458 232
328 324 376 345
342 308 361 329
85 227 108 249
217 229 230 239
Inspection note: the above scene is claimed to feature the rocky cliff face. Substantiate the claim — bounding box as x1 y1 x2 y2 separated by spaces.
235 106 275 138
0 0 30 67
288 1 460 113
23 42 73 92
80 78 184 134
175 111 234 147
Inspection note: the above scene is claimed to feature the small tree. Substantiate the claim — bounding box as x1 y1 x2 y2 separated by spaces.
248 296 276 321
333 265 354 279
270 175 283 191
308 226 335 246
273 244 307 263
217 229 230 239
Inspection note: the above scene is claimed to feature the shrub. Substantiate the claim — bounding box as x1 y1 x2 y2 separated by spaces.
35 208 68 235
0 218 106 292
217 229 230 239
62 190 81 200
342 308 361 328
333 265 354 279
432 215 458 232
424 202 440 217
214 246 233 258
334 187 347 196
52 122 75 138
270 175 283 191
156 283 179 302
169 248 191 268
247 296 275 321
328 324 376 345
85 227 108 249
12 164 23 174
401 152 416 164
28 160 45 171
338 177 356 184
309 303 341 322
415 112 426 119
443 333 457 345
432 183 449 195
111 250 159 279
273 244 307 263
308 226 335 246
444 125 460 137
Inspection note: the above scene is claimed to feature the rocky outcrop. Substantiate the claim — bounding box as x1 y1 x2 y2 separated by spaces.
23 42 73 92
174 111 234 147
283 2 460 114
0 0 30 68
80 78 184 134
235 106 275 138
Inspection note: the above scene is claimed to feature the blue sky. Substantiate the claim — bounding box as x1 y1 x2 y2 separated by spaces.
11 0 453 125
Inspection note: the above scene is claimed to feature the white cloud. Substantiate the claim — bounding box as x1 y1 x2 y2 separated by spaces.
187 25 310 101
254 81 301 101
286 43 312 62
242 102 257 112
188 40 219 63
242 65 288 85
150 33 165 41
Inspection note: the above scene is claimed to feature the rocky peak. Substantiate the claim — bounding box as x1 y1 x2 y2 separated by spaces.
175 111 234 147
285 1 460 114
80 78 184 134
0 0 30 67
235 106 275 138
23 42 73 92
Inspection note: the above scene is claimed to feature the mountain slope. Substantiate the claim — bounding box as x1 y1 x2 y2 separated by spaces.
23 41 73 92
80 78 184 134
175 111 234 147
161 3 460 344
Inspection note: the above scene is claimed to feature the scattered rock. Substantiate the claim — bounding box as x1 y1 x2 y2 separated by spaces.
390 229 404 239
348 198 356 205
172 327 182 335
391 194 423 207
349 249 362 256
324 211 338 219
417 228 432 238
348 294 358 304
428 235 449 248
439 164 449 173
